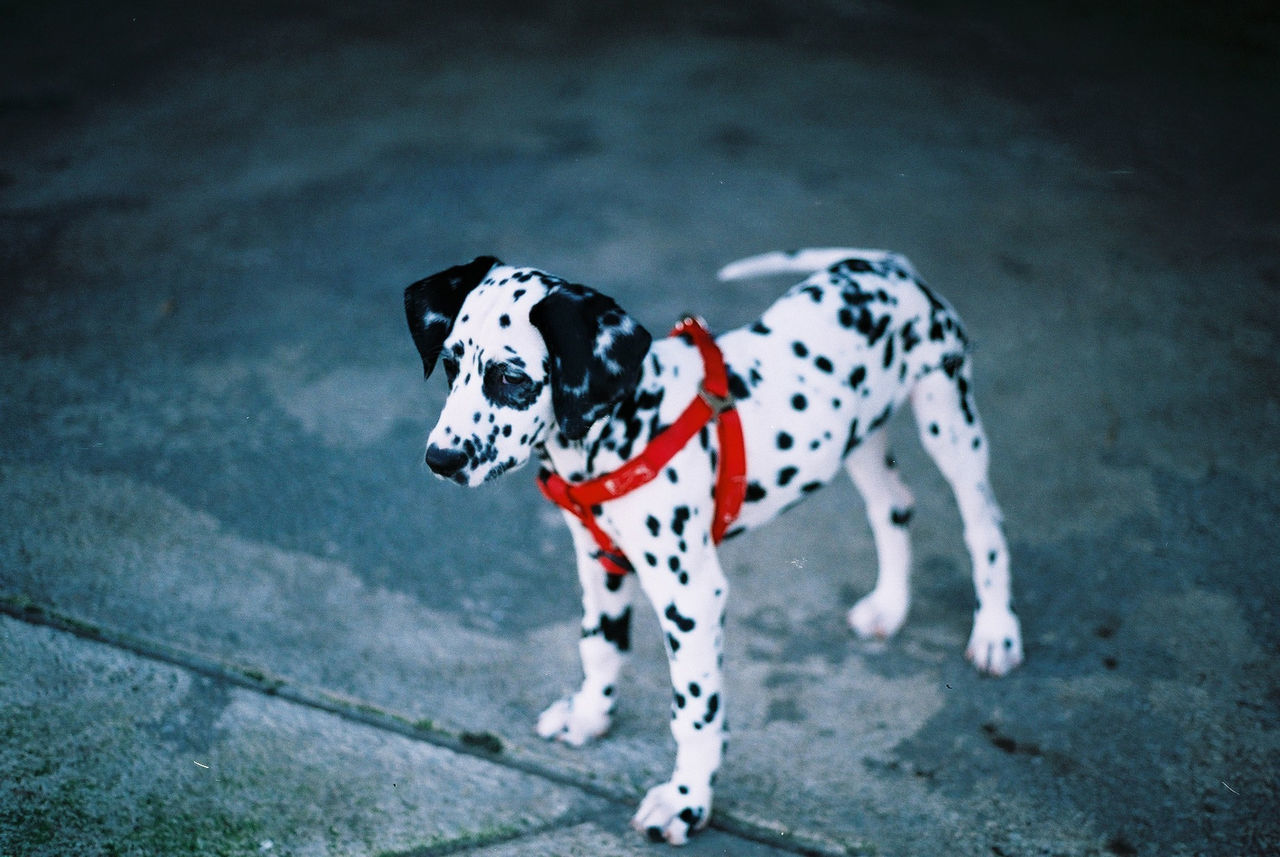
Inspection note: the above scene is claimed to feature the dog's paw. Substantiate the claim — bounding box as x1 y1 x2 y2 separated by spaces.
631 780 711 846
535 694 612 747
966 607 1024 677
848 588 909 640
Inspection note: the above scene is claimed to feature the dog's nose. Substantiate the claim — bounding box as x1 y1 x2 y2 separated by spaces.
425 444 469 478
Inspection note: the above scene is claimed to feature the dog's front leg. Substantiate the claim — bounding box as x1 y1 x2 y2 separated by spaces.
630 543 728 845
537 515 636 746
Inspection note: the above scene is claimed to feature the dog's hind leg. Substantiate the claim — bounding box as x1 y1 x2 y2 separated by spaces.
845 427 916 640
910 363 1023 676
536 516 637 745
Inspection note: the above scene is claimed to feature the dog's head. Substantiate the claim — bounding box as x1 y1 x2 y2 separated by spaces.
405 257 652 485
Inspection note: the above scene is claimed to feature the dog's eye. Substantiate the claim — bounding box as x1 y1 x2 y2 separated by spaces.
482 362 538 407
487 364 530 390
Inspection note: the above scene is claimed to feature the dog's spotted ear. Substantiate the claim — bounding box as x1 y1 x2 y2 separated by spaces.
530 283 652 441
404 256 501 378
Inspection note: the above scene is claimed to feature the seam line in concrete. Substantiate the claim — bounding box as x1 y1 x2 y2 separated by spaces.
369 807 620 857
1 592 858 857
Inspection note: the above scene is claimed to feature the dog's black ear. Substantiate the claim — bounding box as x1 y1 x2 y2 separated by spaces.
530 284 652 441
404 256 501 378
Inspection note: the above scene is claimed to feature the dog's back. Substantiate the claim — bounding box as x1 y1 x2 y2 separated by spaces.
713 249 967 532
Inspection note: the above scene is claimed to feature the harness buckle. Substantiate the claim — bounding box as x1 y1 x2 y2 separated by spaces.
698 383 736 416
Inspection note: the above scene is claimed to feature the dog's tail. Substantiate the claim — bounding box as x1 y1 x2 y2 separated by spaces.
717 248 913 281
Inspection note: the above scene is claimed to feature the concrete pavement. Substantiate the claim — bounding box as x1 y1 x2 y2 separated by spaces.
2 2 1277 855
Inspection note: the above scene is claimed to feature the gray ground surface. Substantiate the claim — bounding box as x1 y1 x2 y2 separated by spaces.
2 1 1278 855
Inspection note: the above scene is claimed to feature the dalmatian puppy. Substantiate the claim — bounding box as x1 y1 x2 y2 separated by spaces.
404 249 1023 845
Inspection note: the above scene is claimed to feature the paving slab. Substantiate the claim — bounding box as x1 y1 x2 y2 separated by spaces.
1 615 606 857
2 1 1278 856
2 614 802 857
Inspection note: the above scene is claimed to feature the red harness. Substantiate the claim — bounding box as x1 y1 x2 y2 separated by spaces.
537 317 747 576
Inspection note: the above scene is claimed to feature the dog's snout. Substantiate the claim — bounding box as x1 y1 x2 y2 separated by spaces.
425 444 469 478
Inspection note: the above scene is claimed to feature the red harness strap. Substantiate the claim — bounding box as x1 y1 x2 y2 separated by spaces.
537 316 747 576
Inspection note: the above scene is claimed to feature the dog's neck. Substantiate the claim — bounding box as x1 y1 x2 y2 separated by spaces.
539 335 705 482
